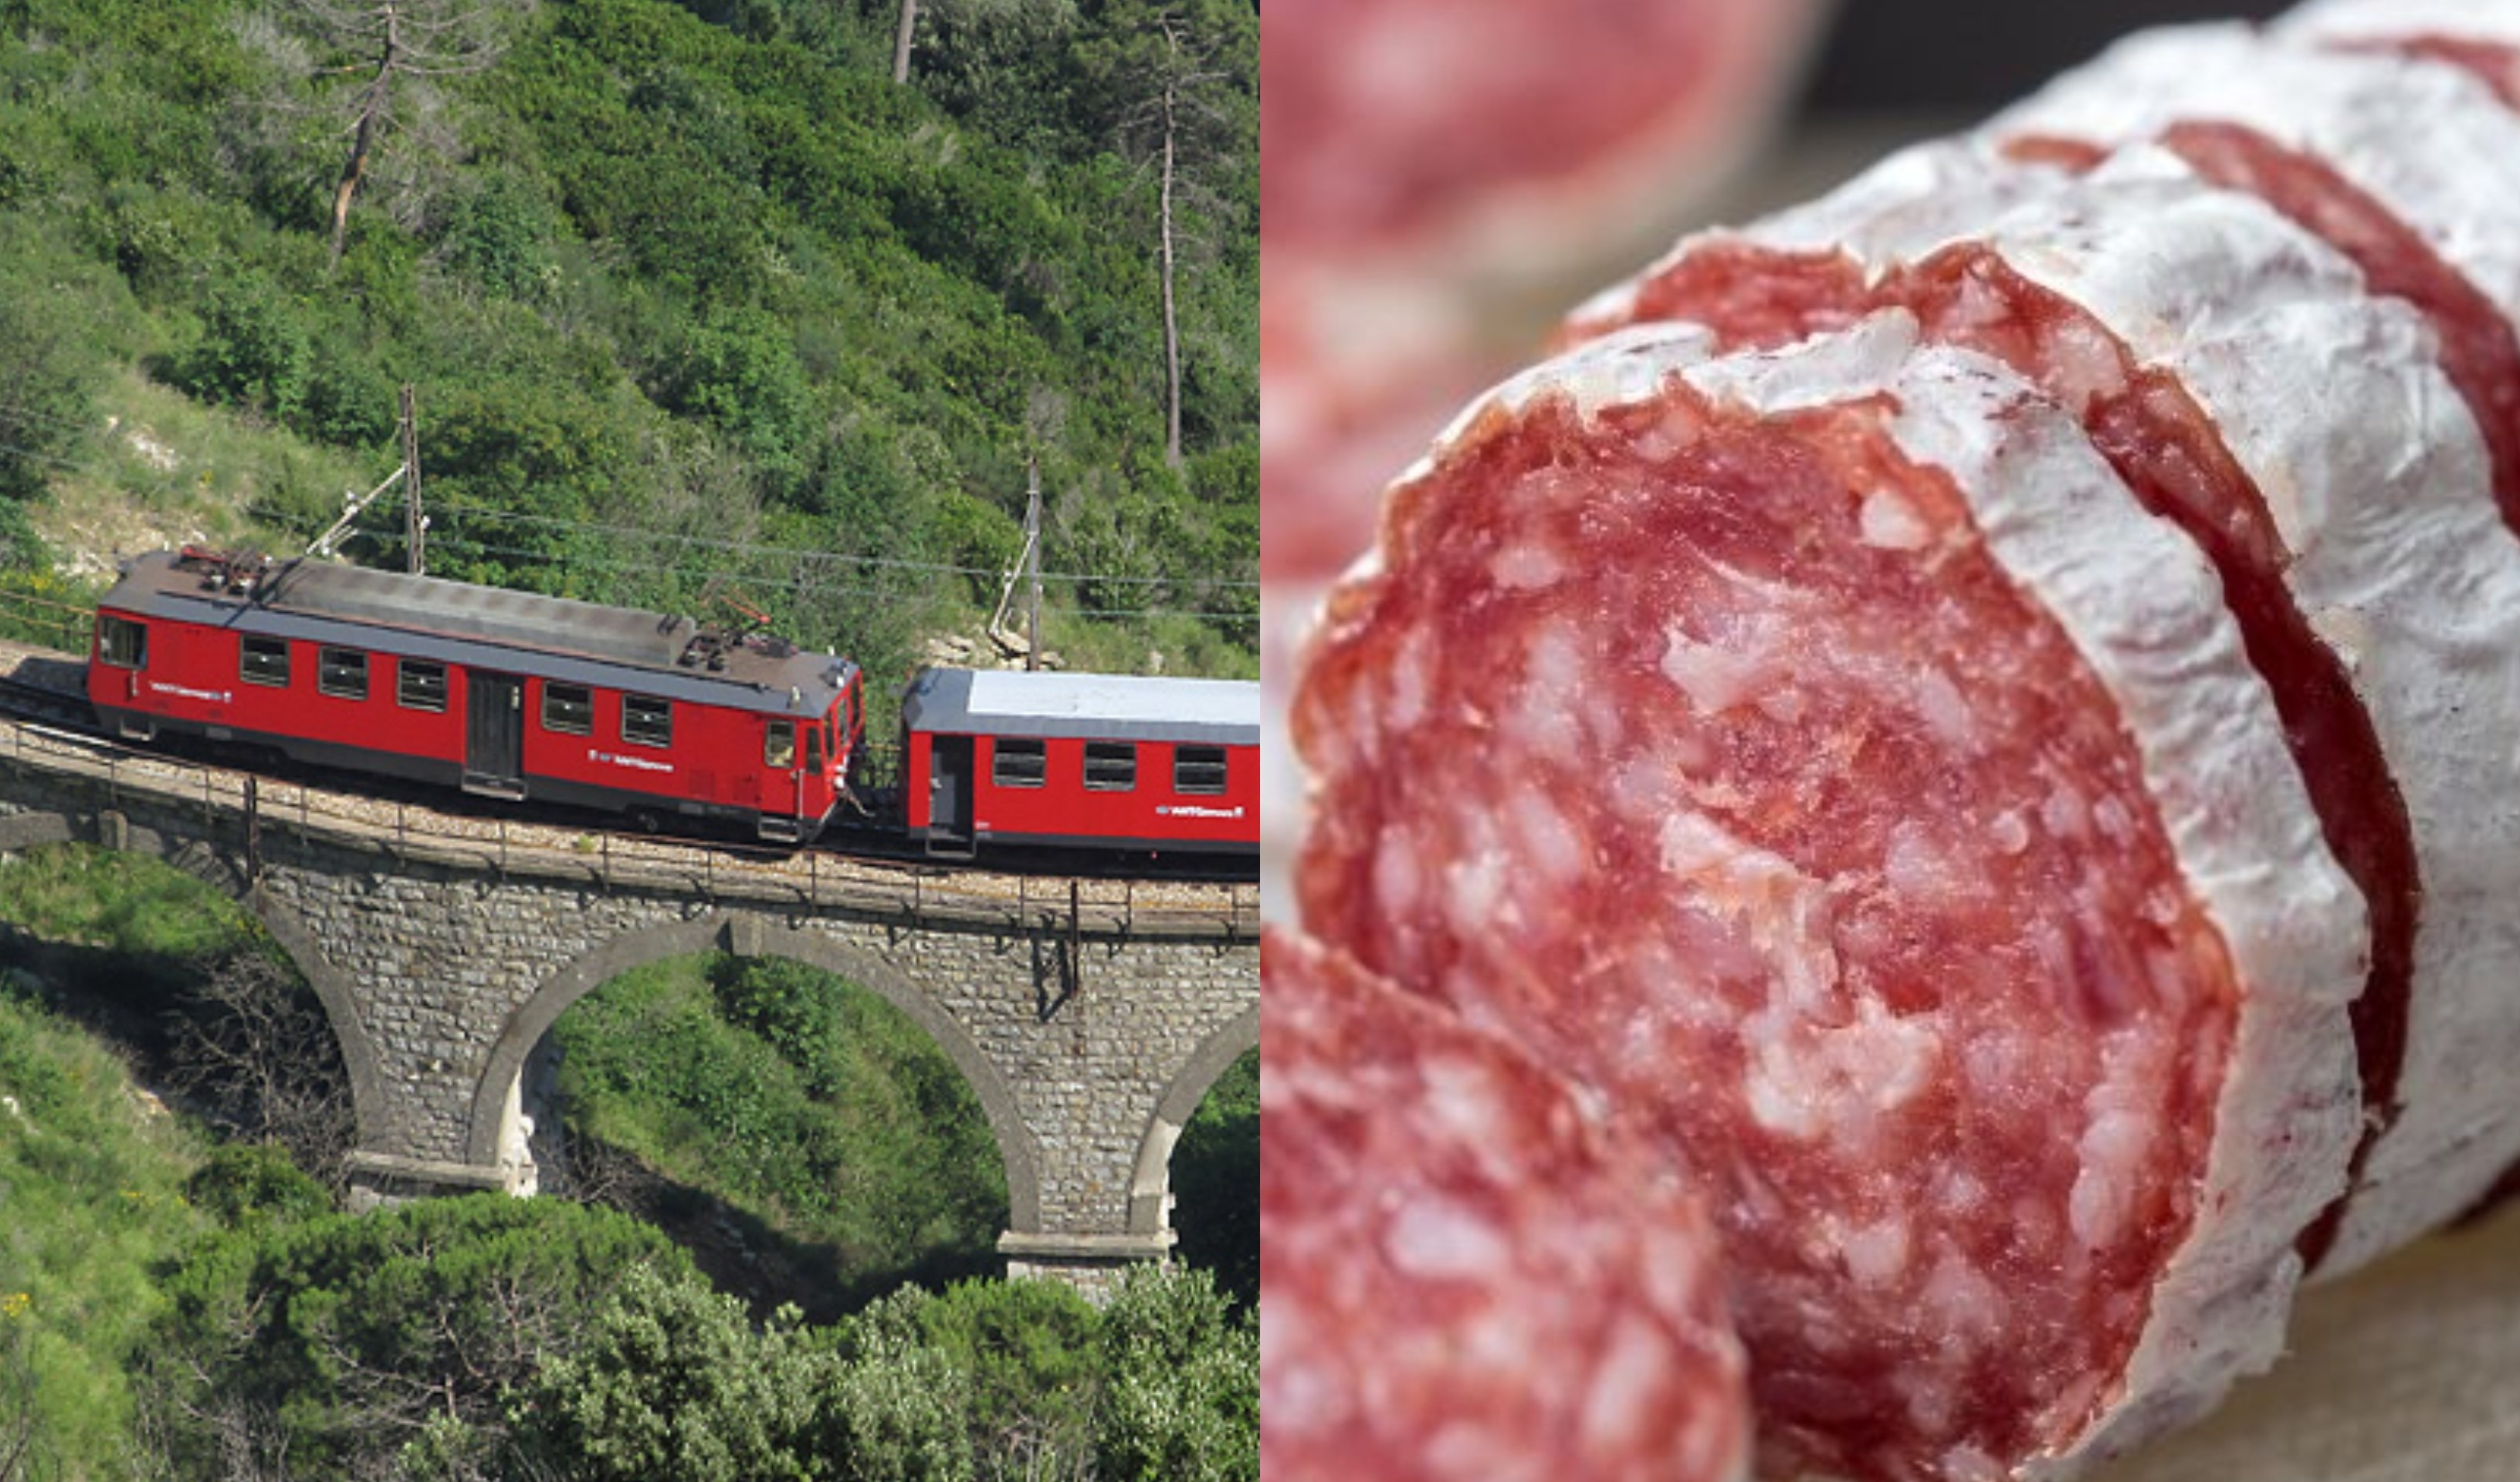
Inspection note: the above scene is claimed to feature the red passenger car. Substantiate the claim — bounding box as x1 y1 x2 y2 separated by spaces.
88 548 864 843
899 667 1259 859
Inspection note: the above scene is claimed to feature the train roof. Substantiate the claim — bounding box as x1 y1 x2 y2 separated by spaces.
900 666 1259 746
100 549 856 719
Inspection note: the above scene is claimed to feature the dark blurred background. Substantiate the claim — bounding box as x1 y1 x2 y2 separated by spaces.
1804 0 2292 110
1672 0 2302 233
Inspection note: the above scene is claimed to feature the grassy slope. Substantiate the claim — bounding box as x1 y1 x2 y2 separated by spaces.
0 992 212 1482
0 844 259 960
1173 1046 1257 1307
0 847 259 1477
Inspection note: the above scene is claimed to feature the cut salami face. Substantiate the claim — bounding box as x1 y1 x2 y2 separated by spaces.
1274 5 2520 1477
1570 139 2520 1278
1258 929 1751 1482
1292 316 2365 1482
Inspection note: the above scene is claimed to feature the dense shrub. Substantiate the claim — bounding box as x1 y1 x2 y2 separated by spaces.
138 1196 689 1480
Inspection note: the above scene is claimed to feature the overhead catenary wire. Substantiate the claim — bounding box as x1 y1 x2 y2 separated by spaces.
246 505 1258 624
425 501 1260 590
1 422 1258 620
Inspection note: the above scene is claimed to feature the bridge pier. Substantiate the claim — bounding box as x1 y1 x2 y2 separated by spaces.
1000 1232 1179 1295
0 741 1257 1303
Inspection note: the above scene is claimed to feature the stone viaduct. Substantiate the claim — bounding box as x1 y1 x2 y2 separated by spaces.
0 720 1258 1294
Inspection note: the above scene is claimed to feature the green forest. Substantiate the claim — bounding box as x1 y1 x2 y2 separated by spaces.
0 0 1258 686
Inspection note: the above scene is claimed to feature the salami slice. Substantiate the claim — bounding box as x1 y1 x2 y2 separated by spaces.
1292 316 2365 1482
1262 0 1827 289
1262 267 1490 583
1572 140 2520 1277
1990 29 2520 493
1259 929 1751 1482
1262 575 1330 919
1262 1 1829 590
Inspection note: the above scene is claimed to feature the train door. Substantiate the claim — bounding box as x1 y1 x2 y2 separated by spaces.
757 717 808 841
927 734 974 855
462 671 527 799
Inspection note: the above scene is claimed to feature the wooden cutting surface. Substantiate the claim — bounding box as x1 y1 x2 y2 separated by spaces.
2092 1204 2520 1479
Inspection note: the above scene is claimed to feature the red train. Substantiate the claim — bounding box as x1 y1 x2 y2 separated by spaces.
84 548 1259 862
900 666 1258 858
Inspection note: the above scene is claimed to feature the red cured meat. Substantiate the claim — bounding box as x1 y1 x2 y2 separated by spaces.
1260 2 1827 587
2350 36 2520 106
2000 123 2520 539
1259 272 1487 582
1292 331 2294 1481
1577 237 2421 1271
1259 929 1750 1482
1262 0 1824 269
2146 121 2520 536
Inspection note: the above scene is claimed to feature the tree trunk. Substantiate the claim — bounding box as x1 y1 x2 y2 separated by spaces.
1160 73 1184 469
330 2 402 264
892 0 919 84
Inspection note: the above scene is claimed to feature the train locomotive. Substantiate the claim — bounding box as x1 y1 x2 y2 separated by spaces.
83 547 1258 864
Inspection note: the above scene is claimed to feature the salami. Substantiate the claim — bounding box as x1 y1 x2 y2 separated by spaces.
1261 0 1834 596
1261 0 1828 289
1292 316 2364 1482
2285 0 2520 106
1278 6 2520 1478
1259 929 1751 1482
1570 140 2520 1277
1261 268 1490 584
1261 576 1329 919
1987 24 2520 526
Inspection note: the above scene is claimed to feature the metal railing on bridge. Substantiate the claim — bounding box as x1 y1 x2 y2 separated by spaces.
0 584 95 655
0 716 1258 942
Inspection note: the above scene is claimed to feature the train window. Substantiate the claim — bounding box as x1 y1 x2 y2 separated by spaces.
1084 741 1136 792
622 693 672 748
398 659 448 712
98 615 147 670
805 726 825 773
766 720 795 768
317 647 369 701
544 682 593 736
1174 745 1229 795
993 738 1046 788
240 636 291 688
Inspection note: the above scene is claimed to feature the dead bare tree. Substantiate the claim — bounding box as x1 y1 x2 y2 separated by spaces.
892 0 920 83
164 952 357 1193
1102 6 1241 470
283 0 513 262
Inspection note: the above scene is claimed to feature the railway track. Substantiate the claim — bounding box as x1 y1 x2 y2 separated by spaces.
0 643 1257 891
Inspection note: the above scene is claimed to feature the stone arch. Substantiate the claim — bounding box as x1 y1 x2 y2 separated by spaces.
1126 1003 1259 1239
0 807 392 1155
467 910 1042 1230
